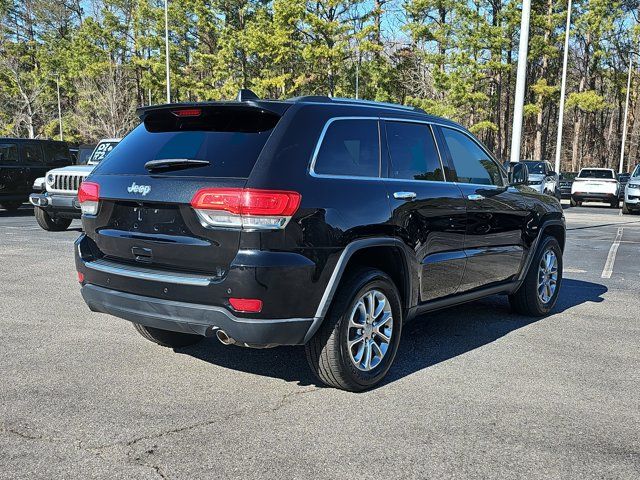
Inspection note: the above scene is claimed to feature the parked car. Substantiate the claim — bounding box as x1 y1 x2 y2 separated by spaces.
29 138 120 230
571 168 620 208
522 160 561 199
618 172 630 200
559 172 577 199
74 93 565 391
622 165 640 215
0 138 72 212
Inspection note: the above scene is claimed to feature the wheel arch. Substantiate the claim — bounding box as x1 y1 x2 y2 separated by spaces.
304 238 413 343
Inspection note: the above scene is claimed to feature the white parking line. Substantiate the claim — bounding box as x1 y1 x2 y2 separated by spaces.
601 227 624 278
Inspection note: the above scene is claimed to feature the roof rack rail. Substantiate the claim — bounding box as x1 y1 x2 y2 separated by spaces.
285 95 425 113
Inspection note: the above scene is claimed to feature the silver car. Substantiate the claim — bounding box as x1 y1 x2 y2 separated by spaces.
623 164 640 215
523 161 561 199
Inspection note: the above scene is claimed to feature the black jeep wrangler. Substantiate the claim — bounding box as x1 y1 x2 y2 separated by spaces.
75 93 565 391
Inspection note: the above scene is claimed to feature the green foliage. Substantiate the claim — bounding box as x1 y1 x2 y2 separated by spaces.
566 91 607 113
0 0 635 176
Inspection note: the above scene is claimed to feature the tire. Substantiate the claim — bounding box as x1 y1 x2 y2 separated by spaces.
133 323 203 348
610 200 620 209
0 201 22 212
34 207 72 231
305 268 402 392
570 197 581 207
509 236 563 317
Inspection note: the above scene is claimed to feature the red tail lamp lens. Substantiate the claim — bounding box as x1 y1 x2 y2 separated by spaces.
229 298 263 313
191 188 301 216
77 271 85 283
78 182 100 203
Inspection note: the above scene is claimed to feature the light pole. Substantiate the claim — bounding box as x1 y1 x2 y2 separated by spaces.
164 0 171 103
619 54 633 174
554 0 572 174
510 0 532 163
56 75 63 141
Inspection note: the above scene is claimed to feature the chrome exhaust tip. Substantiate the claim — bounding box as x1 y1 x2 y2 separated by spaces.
215 330 235 345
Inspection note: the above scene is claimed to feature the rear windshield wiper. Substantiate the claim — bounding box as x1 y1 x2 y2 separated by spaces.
144 158 210 172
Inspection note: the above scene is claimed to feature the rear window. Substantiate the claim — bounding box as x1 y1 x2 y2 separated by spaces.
94 107 280 177
43 143 70 163
0 143 18 163
21 143 44 164
578 169 614 179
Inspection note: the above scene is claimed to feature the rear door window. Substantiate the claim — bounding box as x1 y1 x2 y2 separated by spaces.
0 143 18 163
385 121 444 181
21 143 44 164
95 106 281 178
313 119 380 177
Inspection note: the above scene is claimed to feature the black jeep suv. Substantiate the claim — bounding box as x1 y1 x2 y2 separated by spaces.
75 93 565 391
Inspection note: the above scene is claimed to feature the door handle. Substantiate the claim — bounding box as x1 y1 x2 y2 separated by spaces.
393 191 417 200
467 194 485 201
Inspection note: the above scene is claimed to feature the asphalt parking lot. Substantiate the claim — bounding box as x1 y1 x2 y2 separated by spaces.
1 203 638 479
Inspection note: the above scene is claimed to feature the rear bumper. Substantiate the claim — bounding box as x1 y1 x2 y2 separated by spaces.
30 192 82 218
571 192 618 202
74 233 329 346
81 283 315 346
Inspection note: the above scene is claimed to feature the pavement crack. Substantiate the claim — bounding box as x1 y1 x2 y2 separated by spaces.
270 387 320 413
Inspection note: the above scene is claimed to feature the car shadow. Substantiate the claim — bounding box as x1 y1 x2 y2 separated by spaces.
0 205 33 217
175 278 607 390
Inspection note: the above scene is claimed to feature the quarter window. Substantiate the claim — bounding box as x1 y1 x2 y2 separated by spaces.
442 128 503 186
0 143 18 163
385 121 444 181
314 119 380 177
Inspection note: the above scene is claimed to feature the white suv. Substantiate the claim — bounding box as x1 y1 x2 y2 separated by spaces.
622 164 640 215
570 168 620 208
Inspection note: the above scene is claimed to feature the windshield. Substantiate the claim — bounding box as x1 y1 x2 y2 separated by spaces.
560 172 577 181
633 165 640 178
578 169 614 179
88 141 119 164
523 161 545 174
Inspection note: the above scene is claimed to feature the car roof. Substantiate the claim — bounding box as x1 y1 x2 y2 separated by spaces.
0 137 67 144
136 91 464 131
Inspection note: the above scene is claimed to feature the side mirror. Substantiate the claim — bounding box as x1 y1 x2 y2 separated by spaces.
509 163 529 186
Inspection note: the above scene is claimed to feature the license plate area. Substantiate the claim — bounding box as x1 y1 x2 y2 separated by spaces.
109 201 190 236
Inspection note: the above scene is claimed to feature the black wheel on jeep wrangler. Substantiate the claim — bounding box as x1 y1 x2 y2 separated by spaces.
133 323 203 348
305 268 402 392
0 201 23 212
34 207 72 231
570 197 581 207
509 236 563 316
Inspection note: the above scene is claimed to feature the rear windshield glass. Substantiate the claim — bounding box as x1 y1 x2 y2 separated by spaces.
94 107 280 177
578 169 614 179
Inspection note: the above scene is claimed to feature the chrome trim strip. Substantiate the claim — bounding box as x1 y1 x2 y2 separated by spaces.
85 259 213 287
308 115 479 184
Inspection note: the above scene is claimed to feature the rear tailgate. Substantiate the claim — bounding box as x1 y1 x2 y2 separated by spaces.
81 104 284 276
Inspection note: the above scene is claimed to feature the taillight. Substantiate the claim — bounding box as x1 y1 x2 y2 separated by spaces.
191 188 301 230
229 298 263 313
78 181 100 215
